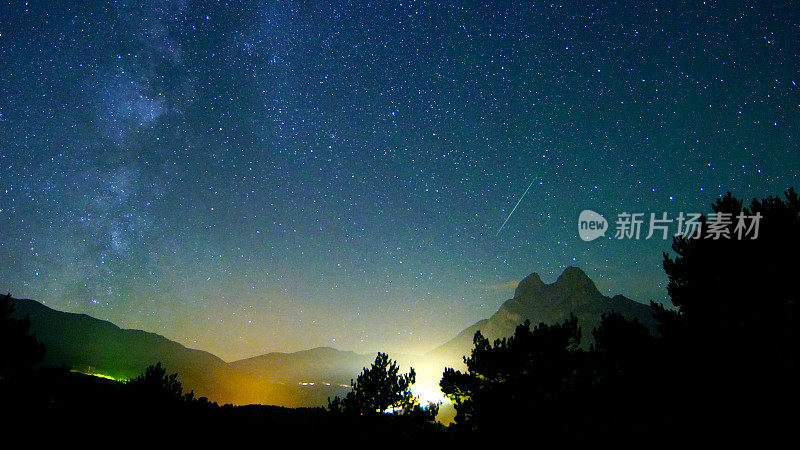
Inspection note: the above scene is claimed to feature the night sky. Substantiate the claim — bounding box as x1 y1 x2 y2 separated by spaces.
1 1 797 361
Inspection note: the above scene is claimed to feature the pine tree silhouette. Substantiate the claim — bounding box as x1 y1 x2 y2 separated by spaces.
328 352 424 416
0 293 45 376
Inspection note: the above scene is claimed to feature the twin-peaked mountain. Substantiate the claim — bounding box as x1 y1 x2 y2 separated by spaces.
428 266 657 365
8 266 656 407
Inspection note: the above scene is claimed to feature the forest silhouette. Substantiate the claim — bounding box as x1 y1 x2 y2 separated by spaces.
1 188 797 441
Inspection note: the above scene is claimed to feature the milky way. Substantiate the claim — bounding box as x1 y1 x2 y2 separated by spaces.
1 1 797 360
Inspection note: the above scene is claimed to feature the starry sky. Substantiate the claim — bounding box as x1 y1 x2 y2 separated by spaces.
1 1 797 361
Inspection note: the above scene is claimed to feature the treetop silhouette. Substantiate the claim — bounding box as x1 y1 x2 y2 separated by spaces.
0 293 45 376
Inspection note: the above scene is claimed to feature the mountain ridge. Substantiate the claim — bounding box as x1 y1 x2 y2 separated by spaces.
428 267 656 365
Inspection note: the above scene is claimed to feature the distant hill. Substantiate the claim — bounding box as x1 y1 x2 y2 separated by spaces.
229 347 376 406
9 297 297 406
10 298 225 378
428 267 657 366
230 346 372 384
9 296 384 407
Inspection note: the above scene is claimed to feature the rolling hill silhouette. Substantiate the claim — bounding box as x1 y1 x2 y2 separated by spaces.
9 297 308 406
230 346 371 384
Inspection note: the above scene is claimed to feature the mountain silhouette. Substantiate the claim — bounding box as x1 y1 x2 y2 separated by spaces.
230 346 372 384
8 297 299 405
10 298 226 378
8 296 395 407
428 267 657 365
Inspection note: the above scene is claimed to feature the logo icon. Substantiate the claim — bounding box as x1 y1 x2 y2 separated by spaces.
578 210 608 241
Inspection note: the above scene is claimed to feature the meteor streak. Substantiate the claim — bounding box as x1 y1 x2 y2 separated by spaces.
496 178 536 236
